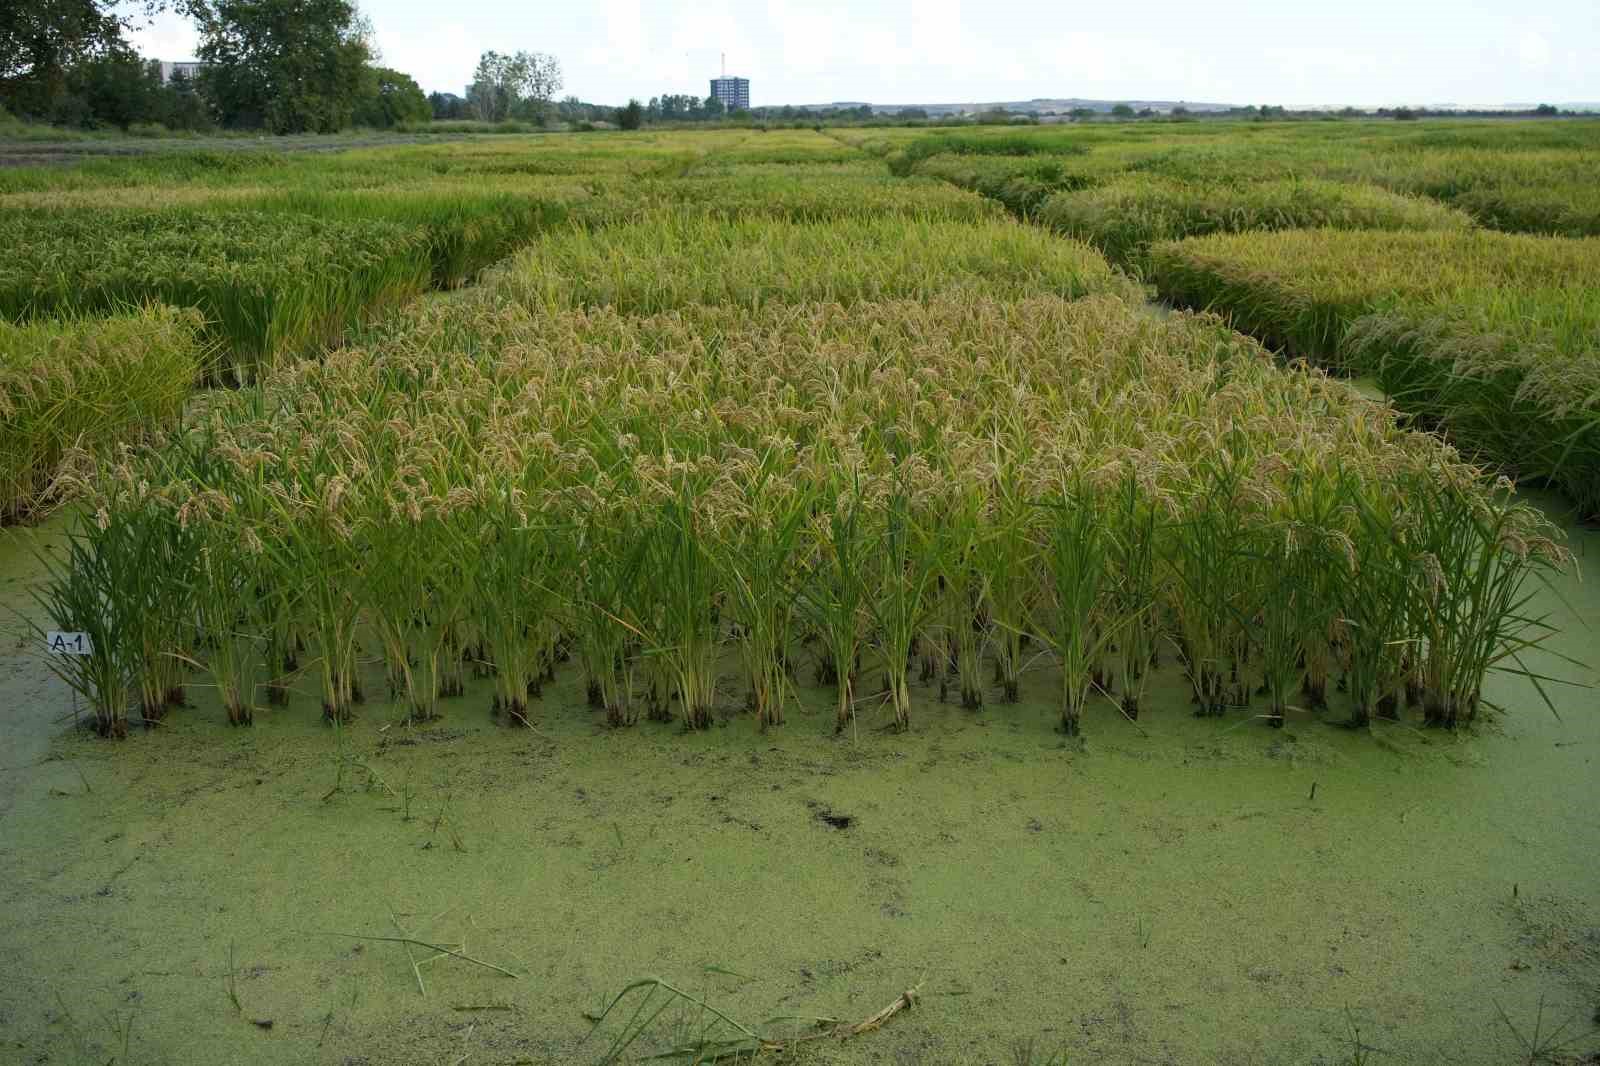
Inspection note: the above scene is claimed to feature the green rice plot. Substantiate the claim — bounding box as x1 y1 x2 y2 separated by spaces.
0 209 431 381
490 213 1143 315
1036 175 1472 272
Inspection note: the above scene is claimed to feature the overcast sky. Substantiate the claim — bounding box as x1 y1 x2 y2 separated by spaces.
128 1 1597 108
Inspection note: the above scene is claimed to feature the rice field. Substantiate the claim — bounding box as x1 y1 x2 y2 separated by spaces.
0 308 203 522
885 118 1600 236
1147 229 1600 514
489 213 1139 314
0 209 431 382
1 121 1597 1065
1035 175 1472 272
892 119 1600 517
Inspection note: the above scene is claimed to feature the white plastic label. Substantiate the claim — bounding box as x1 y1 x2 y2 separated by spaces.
47 631 94 656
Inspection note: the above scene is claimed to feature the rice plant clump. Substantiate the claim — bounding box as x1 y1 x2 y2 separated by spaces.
910 154 1103 216
0 307 205 523
629 173 1005 224
490 212 1144 316
1036 176 1472 273
1147 228 1600 513
52 293 1569 739
0 209 431 381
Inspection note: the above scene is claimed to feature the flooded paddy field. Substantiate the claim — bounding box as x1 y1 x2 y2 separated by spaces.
2 497 1595 1065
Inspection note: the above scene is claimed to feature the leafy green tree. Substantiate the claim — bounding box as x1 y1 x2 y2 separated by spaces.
160 68 213 130
1111 103 1135 118
351 65 429 127
197 0 372 132
616 98 643 130
62 47 164 127
0 0 126 118
428 91 469 119
469 50 562 124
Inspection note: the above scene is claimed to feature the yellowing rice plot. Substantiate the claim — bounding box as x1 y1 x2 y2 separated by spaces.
0 308 204 521
55 292 1564 742
1147 228 1600 514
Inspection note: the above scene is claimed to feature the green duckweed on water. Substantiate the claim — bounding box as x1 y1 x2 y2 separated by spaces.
0 493 1596 1066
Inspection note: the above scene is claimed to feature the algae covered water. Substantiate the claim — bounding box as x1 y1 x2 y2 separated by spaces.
0 495 1596 1065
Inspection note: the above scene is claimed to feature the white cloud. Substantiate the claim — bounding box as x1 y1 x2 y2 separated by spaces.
1517 30 1553 69
126 11 200 62
375 23 484 94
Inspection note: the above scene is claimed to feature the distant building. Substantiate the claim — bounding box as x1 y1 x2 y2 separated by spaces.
159 60 207 85
710 76 750 111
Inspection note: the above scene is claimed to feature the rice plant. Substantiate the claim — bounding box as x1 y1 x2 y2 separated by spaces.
0 307 204 523
28 519 140 737
1036 175 1470 273
1148 229 1600 516
490 211 1143 316
0 209 430 381
56 289 1572 743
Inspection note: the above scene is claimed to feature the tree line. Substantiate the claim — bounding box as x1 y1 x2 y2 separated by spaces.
1 0 570 135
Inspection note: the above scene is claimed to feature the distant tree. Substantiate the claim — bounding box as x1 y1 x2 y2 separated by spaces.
617 97 643 129
1171 105 1190 116
1137 106 1156 118
1110 103 1135 118
197 0 372 132
511 52 561 123
469 50 561 124
703 94 725 118
897 106 928 120
161 68 213 129
1534 103 1559 116
468 51 512 122
1069 106 1096 120
428 91 469 120
65 48 171 128
977 107 1012 124
351 65 429 127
